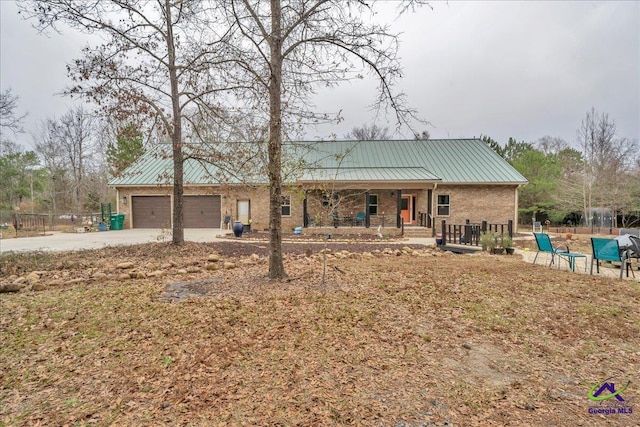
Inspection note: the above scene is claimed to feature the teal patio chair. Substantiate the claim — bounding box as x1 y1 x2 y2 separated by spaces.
355 211 366 226
533 232 569 267
590 237 628 279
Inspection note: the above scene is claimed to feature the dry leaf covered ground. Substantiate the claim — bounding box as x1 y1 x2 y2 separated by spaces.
1 238 639 426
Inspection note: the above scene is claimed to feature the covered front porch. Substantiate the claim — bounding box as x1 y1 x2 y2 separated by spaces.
297 186 436 230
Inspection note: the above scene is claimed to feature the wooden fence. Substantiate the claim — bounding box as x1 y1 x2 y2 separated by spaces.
11 213 49 237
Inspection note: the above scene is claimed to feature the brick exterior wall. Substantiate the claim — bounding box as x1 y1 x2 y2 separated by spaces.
116 183 520 232
433 185 518 229
220 186 270 231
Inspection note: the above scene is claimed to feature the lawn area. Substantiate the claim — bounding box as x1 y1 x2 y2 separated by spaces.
1 242 638 426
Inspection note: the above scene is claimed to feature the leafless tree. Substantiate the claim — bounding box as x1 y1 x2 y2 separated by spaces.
32 107 100 214
0 88 27 154
576 108 638 227
535 135 568 155
219 0 427 279
345 123 391 140
32 119 70 216
414 130 431 140
55 107 96 211
20 0 233 245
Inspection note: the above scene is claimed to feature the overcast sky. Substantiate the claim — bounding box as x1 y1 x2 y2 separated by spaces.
1 1 638 150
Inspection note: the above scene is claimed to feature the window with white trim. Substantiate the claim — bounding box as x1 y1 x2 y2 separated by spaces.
368 194 378 215
281 195 291 216
437 194 450 216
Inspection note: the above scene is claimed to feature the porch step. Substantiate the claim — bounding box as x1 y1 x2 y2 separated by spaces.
401 226 433 238
441 244 483 254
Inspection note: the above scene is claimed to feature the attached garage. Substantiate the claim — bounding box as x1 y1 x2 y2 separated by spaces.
131 195 221 228
184 195 221 228
131 196 171 228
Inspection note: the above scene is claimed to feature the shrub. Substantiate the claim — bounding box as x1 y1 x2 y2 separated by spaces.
480 231 497 252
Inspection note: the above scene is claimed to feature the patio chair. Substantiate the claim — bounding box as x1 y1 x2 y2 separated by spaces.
590 237 632 279
626 235 640 274
355 211 365 226
533 232 569 267
628 235 640 260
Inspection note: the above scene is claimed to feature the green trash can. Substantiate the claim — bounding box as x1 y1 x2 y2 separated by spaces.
110 213 124 230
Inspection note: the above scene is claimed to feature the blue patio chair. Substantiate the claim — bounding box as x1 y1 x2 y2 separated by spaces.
533 232 569 267
355 211 365 226
590 237 630 279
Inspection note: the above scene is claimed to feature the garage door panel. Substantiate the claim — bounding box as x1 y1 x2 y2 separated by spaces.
132 196 171 228
184 196 221 228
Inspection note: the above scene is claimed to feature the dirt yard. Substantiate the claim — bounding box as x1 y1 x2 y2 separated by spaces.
1 238 638 426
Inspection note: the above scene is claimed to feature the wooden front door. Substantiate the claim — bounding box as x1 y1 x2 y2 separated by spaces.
400 196 411 224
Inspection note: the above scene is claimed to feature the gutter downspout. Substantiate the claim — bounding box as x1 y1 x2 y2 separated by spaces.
431 183 438 237
514 185 521 234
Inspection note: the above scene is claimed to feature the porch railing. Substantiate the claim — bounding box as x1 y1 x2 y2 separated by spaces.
418 211 431 228
441 219 513 246
306 214 389 228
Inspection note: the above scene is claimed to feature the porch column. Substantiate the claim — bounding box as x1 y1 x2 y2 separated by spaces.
396 189 402 228
365 191 370 228
427 189 433 228
303 193 308 227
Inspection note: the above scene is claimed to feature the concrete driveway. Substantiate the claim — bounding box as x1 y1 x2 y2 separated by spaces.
0 229 226 253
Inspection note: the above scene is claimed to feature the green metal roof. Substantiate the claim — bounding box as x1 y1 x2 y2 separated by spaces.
109 144 266 186
416 139 527 183
299 167 440 182
292 139 527 184
109 139 527 186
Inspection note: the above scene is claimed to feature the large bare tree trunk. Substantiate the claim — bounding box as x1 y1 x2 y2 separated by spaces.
268 0 285 279
166 0 184 245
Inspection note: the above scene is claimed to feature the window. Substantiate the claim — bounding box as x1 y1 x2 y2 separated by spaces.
437 194 450 216
281 195 291 216
368 194 378 215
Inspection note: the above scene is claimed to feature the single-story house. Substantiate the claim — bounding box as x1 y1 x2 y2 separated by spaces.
108 139 528 232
